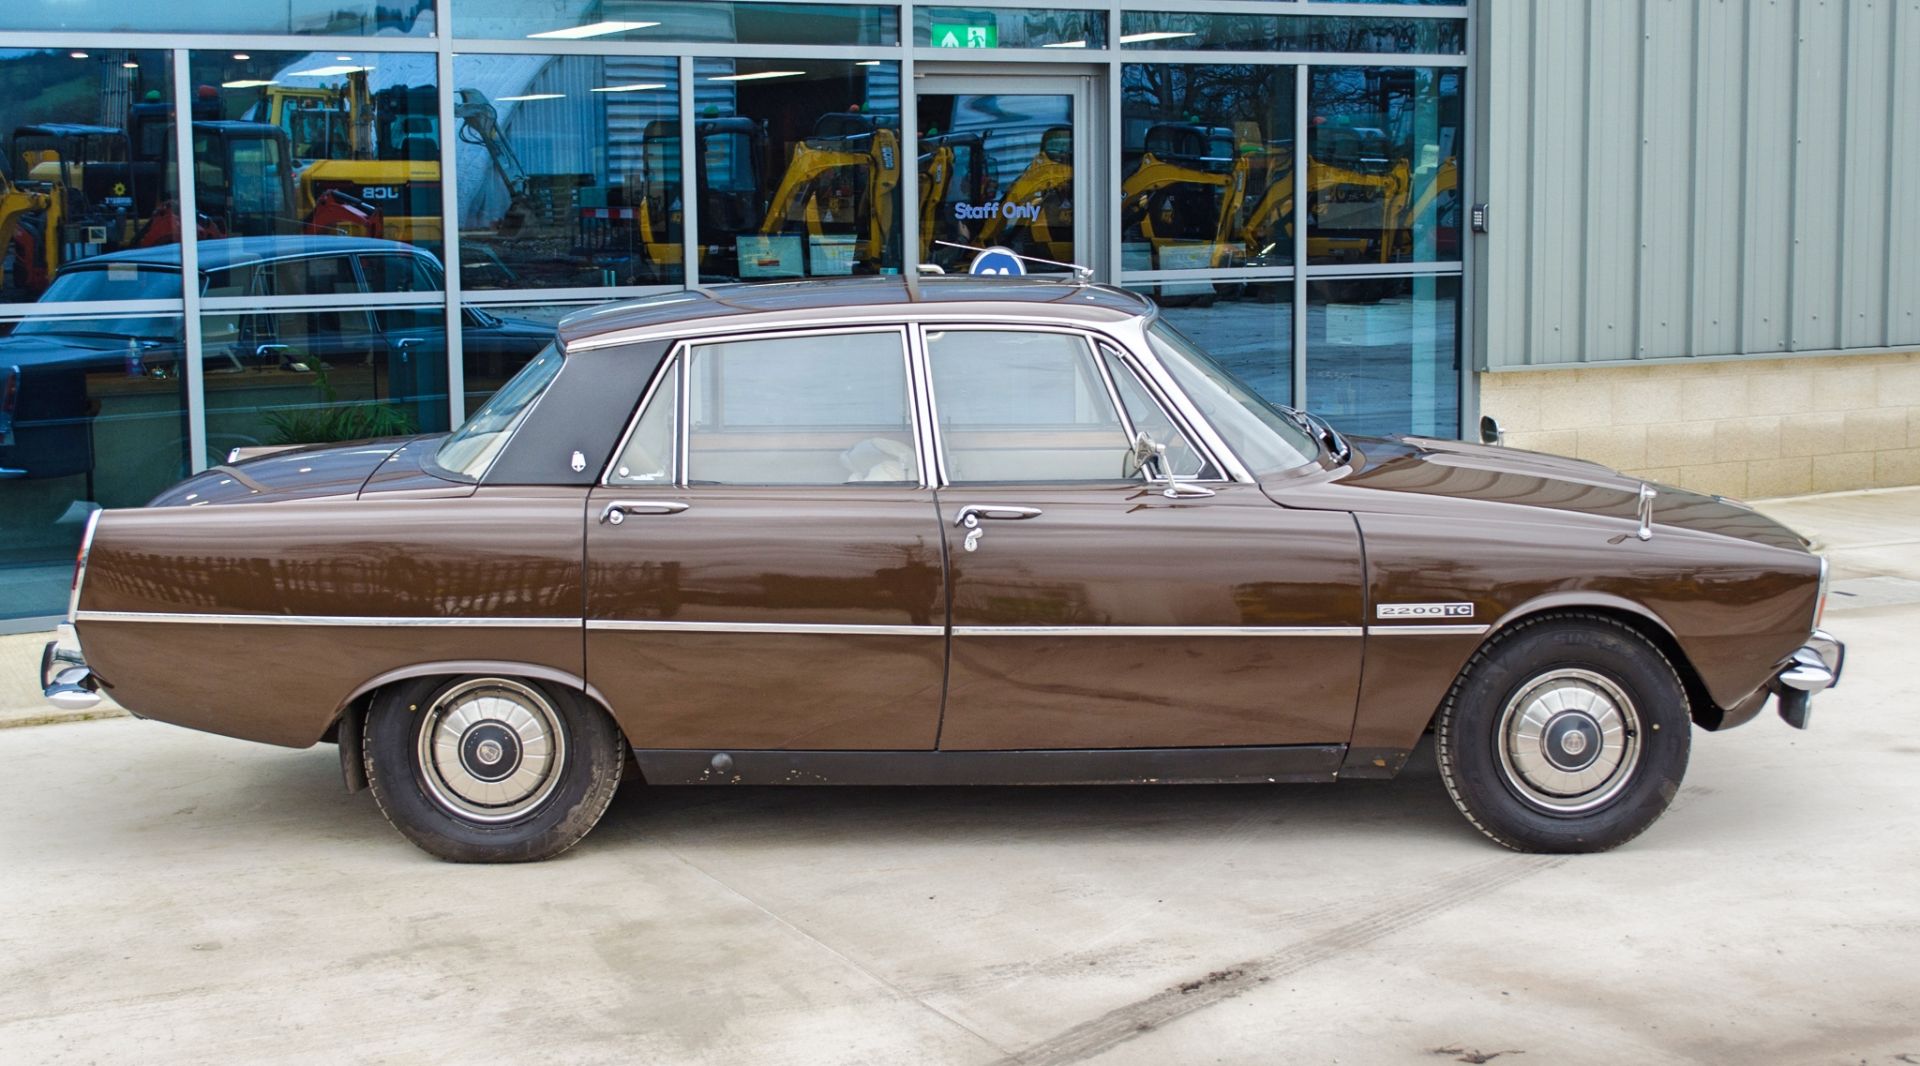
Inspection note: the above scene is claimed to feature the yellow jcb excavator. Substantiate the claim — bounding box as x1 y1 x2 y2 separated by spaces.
1120 123 1256 271
0 165 62 295
633 115 768 280
916 129 986 265
758 111 900 274
258 70 440 244
974 125 1073 263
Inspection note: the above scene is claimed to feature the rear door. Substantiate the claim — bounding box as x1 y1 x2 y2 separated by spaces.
923 325 1365 750
584 326 949 750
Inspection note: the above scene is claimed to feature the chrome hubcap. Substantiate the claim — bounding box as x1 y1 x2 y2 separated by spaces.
1496 668 1641 814
416 679 566 823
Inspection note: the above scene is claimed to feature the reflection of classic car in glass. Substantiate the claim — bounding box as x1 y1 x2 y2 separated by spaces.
1 107 390 305
44 277 1842 864
0 235 551 489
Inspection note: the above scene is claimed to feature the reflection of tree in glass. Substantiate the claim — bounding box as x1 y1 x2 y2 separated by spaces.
263 363 415 445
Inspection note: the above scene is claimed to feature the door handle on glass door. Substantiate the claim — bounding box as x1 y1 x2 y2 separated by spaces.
600 500 690 525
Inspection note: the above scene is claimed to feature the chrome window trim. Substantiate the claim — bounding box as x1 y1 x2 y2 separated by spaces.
672 324 928 489
75 611 583 628
587 620 941 636
903 322 942 490
954 625 1363 637
1366 624 1490 636
917 321 1236 487
1086 331 1145 457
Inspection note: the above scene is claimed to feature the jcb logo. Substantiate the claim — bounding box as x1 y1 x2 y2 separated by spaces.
362 186 401 201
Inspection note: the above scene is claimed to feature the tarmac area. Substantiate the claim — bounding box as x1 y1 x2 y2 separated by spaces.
1 489 1916 1065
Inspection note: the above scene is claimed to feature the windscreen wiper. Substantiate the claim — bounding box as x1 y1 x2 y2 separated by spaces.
1277 404 1351 465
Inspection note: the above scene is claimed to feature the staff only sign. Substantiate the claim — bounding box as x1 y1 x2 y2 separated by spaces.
953 200 1044 223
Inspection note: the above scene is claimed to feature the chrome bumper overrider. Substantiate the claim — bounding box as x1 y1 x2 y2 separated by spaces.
1774 628 1844 730
41 623 102 711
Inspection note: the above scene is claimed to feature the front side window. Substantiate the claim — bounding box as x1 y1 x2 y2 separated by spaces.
1099 348 1214 480
435 344 563 479
927 330 1131 483
686 331 917 485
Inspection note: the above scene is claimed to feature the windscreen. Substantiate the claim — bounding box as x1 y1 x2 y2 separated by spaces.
13 268 182 341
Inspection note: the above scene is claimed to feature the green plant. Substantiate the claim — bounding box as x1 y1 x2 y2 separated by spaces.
262 362 417 445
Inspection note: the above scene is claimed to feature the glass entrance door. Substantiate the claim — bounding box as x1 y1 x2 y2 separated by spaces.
914 75 1090 274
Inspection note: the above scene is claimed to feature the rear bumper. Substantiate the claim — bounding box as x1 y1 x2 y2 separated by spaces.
41 622 102 711
1773 628 1844 729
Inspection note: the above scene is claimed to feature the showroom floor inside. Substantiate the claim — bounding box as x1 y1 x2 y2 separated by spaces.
2 489 1916 1065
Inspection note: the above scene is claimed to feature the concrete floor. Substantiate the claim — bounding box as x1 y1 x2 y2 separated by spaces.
2 492 1917 1064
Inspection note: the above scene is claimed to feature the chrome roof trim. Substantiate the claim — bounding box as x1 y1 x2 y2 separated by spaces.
564 302 1147 354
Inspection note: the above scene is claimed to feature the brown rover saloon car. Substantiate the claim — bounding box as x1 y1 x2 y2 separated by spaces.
42 277 1844 862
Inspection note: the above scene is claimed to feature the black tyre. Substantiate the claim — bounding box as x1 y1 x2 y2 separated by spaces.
1436 614 1691 853
363 675 625 863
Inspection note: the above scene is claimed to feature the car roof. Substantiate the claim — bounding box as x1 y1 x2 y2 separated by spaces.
557 276 1154 350
60 235 429 274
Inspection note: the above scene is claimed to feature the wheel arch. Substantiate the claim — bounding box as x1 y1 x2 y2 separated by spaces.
326 661 625 793
1478 596 1723 732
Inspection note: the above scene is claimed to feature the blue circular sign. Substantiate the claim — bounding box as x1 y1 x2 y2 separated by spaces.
968 246 1026 276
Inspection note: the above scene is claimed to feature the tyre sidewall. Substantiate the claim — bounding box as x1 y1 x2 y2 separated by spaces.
1442 619 1691 853
364 676 622 863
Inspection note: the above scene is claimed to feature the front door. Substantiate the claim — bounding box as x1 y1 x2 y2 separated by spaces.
915 74 1094 273
921 325 1366 750
584 326 948 750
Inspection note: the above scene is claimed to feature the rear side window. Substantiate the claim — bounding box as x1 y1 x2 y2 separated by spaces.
684 331 919 485
609 360 678 486
359 254 441 293
926 330 1130 483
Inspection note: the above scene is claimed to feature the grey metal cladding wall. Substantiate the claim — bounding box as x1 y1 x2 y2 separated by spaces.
1479 0 1920 370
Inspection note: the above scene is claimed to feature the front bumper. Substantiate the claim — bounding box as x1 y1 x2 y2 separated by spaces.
41 622 102 711
1773 628 1844 729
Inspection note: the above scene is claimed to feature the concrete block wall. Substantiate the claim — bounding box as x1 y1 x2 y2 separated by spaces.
1478 352 1920 499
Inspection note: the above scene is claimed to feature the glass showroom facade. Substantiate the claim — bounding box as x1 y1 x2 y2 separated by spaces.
0 0 1466 622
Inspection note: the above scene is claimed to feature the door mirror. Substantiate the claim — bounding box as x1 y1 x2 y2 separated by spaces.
1128 430 1214 499
1126 429 1165 480
1479 414 1505 446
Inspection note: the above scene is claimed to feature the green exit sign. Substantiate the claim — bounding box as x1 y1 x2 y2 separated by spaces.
930 22 997 48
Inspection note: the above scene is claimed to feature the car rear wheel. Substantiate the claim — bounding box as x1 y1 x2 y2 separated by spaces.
1435 614 1691 853
363 675 625 863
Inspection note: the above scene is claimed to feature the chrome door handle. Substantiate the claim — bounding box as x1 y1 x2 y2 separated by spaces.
600 500 690 525
952 504 1043 528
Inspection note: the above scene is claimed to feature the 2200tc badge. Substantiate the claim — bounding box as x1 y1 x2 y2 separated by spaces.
43 277 1844 862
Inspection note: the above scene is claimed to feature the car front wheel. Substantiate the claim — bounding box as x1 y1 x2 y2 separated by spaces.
363 675 625 863
1436 614 1691 853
